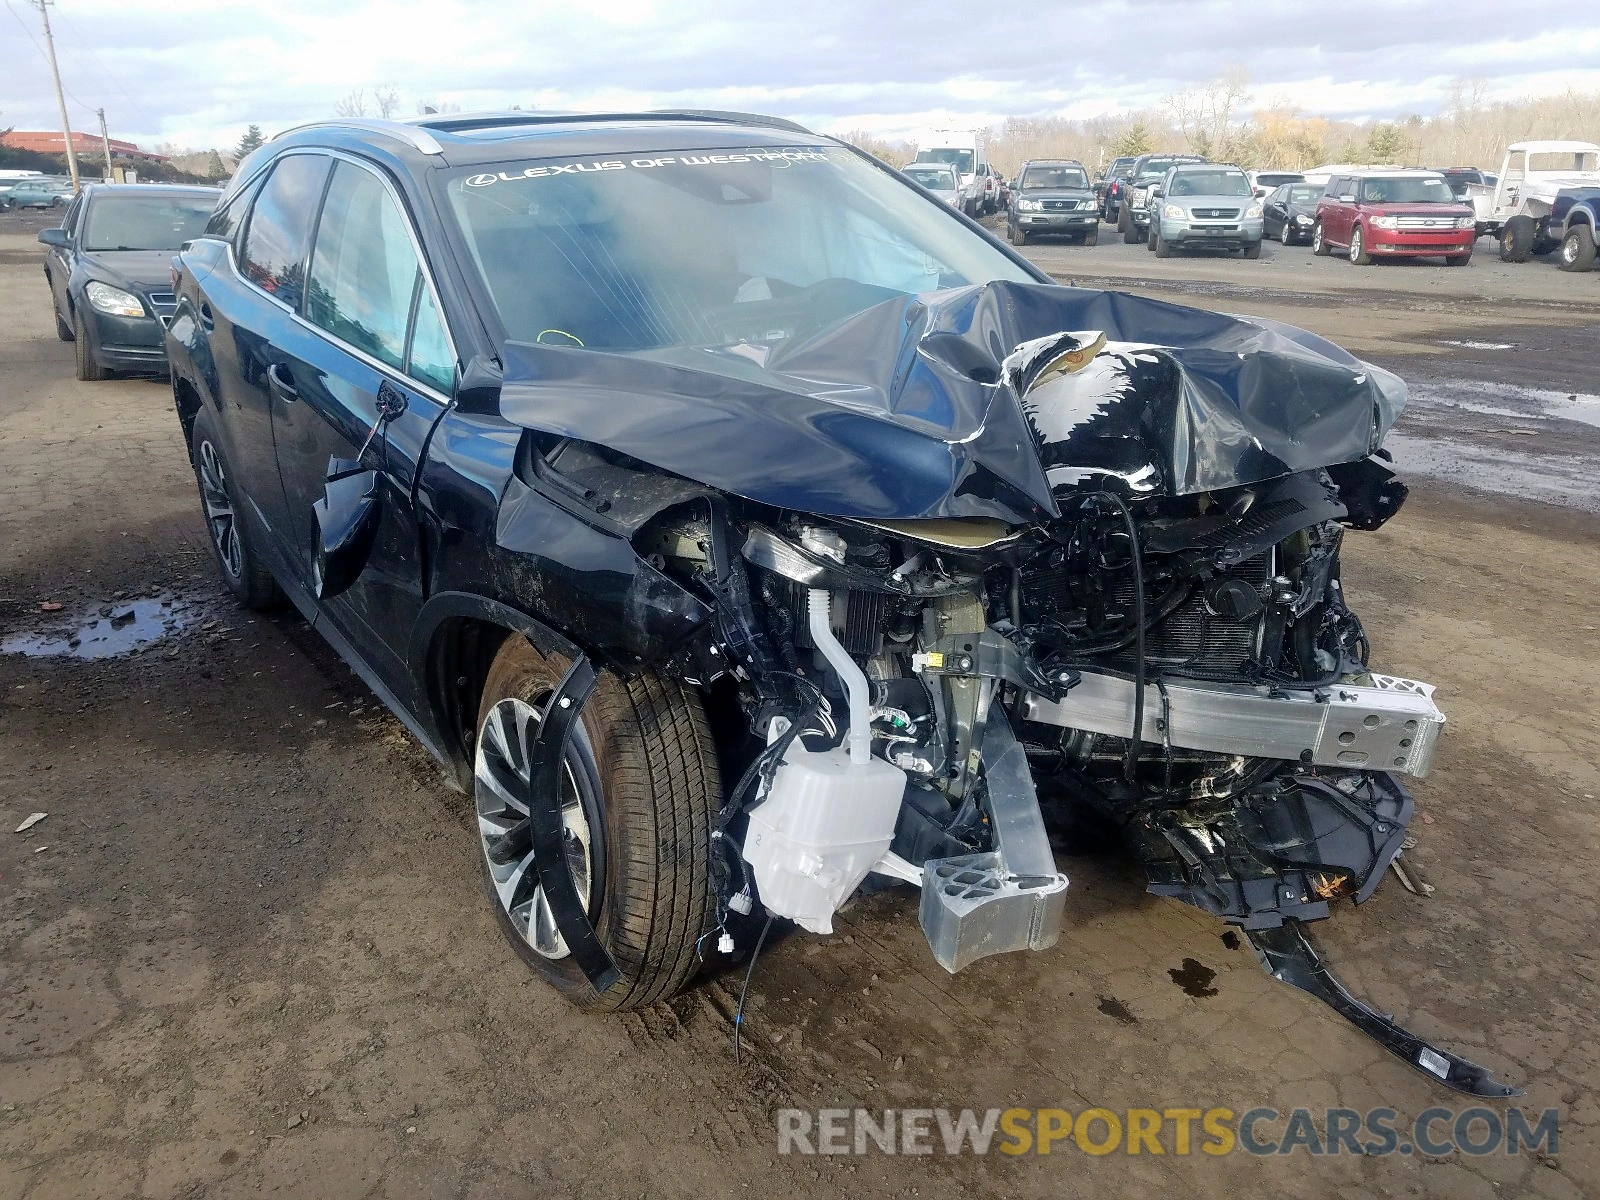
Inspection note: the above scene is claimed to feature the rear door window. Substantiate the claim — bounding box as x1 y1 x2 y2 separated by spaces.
240 153 331 309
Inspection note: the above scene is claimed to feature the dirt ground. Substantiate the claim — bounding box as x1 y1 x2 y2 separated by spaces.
2 205 1597 1200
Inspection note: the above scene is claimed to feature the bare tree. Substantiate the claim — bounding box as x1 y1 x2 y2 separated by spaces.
373 87 401 120
334 88 370 118
1165 70 1251 159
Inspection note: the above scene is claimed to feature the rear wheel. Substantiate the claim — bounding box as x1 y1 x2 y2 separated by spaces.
475 637 720 1012
189 405 283 609
1559 225 1597 272
73 310 111 381
1349 226 1372 265
1499 215 1535 262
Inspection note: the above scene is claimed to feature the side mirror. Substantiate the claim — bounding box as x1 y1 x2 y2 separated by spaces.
37 227 68 247
1147 186 1163 199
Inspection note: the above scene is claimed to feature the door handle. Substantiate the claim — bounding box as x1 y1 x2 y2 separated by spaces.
267 361 298 399
199 302 214 332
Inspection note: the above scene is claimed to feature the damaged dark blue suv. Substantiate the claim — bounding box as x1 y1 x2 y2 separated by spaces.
166 111 1512 1095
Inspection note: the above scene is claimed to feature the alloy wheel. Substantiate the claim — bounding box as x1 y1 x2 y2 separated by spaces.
1281 219 1294 245
197 439 243 581
1349 230 1363 263
475 696 598 961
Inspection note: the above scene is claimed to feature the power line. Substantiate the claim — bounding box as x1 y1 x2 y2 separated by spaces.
49 2 155 128
3 0 101 122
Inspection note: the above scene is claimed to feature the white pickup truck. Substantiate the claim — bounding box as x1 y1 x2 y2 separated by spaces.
1466 140 1600 261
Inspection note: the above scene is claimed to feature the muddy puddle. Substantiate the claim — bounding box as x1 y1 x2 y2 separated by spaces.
1 595 209 660
1389 374 1600 513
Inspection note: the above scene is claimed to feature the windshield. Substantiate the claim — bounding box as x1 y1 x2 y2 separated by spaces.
1135 158 1192 181
1255 173 1302 187
1020 166 1088 190
446 145 1034 353
919 148 975 176
1168 170 1251 198
1359 177 1455 204
1286 185 1322 205
82 195 216 251
903 166 955 190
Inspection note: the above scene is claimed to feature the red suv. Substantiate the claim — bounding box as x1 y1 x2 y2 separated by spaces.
1312 171 1476 266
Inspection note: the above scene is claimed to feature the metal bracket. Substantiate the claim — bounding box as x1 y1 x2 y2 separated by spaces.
1247 921 1519 1098
525 655 622 995
913 628 1079 701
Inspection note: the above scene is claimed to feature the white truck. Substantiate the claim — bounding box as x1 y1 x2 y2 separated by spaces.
914 130 993 218
1466 140 1600 261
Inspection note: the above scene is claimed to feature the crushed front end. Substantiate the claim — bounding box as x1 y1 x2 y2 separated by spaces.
500 281 1512 1094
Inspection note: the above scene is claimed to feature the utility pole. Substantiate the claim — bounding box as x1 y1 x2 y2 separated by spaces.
34 0 81 191
96 108 113 182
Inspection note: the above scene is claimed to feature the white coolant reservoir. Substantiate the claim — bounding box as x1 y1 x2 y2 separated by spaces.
742 743 907 935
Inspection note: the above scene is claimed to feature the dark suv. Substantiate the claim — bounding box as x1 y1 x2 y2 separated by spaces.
1097 156 1137 220
1006 159 1098 245
1117 153 1207 242
156 113 1509 1093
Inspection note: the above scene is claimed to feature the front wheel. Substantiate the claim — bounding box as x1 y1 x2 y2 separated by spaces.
1121 211 1140 244
73 310 111 381
1445 252 1472 267
1280 220 1296 246
1559 225 1597 272
475 637 720 1012
1349 226 1372 265
1242 240 1262 259
1312 222 1330 255
1082 226 1098 247
1009 223 1027 247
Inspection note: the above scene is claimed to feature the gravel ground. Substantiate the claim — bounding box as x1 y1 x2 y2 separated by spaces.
2 204 1597 1199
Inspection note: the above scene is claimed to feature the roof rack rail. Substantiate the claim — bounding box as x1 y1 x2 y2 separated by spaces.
271 119 444 156
407 109 815 137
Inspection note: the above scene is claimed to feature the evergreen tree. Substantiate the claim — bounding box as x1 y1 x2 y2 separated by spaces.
234 125 265 163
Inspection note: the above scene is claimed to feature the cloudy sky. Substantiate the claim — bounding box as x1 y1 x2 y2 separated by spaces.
3 0 1598 153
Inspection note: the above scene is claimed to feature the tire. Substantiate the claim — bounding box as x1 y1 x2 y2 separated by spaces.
1242 240 1262 259
1499 215 1535 263
1082 226 1098 247
73 309 111 381
54 299 74 342
475 636 719 1012
1279 219 1296 246
1120 209 1140 244
189 404 283 610
1312 221 1330 255
1445 252 1472 267
1349 226 1372 266
1154 228 1172 257
1558 225 1596 272
1146 221 1158 252
1009 223 1027 247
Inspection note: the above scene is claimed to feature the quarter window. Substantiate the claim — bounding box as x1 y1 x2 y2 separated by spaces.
406 285 454 392
240 154 330 309
305 161 421 371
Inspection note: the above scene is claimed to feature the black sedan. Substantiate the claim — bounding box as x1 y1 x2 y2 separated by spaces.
39 184 218 380
1007 159 1100 246
1263 181 1326 246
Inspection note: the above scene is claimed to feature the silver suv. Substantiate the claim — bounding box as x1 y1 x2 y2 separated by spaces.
1146 163 1264 258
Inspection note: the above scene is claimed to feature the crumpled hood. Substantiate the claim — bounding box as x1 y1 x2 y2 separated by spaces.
498 280 1406 524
